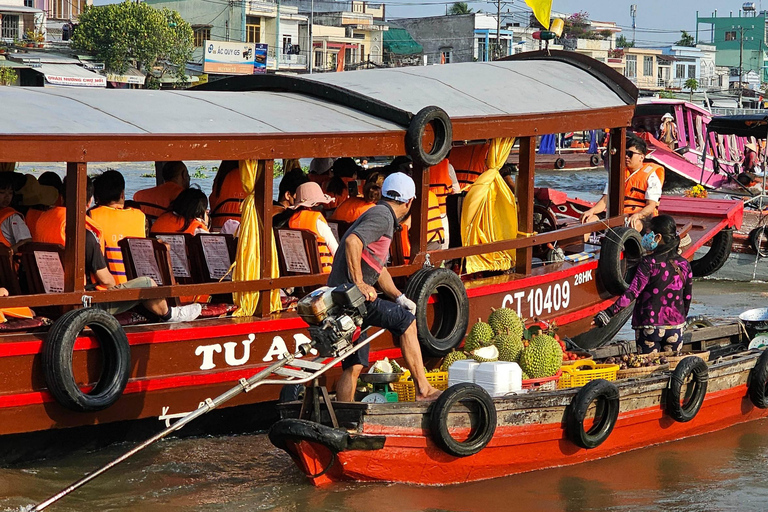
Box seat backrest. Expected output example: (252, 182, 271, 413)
(188, 233, 234, 282)
(326, 220, 351, 242)
(18, 242, 65, 295)
(0, 245, 22, 296)
(274, 228, 322, 276)
(389, 228, 406, 267)
(446, 192, 466, 249)
(152, 232, 195, 285)
(118, 237, 176, 289)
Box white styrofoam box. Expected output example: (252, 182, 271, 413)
(448, 359, 480, 387)
(473, 361, 522, 396)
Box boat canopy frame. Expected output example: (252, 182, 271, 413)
(0, 51, 637, 315)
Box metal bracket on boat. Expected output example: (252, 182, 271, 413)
(423, 253, 432, 268)
(81, 295, 92, 308)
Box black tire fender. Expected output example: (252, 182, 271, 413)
(554, 157, 566, 169)
(565, 379, 620, 449)
(429, 383, 496, 457)
(691, 228, 733, 278)
(685, 315, 714, 330)
(748, 349, 768, 409)
(590, 154, 601, 167)
(405, 268, 469, 356)
(405, 106, 453, 168)
(749, 226, 768, 258)
(597, 227, 643, 296)
(42, 308, 131, 412)
(279, 384, 305, 403)
(666, 356, 708, 422)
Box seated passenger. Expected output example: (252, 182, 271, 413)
(307, 157, 334, 188)
(325, 157, 362, 209)
(209, 160, 244, 232)
(150, 188, 209, 235)
(88, 170, 146, 285)
(18, 174, 59, 241)
(331, 172, 384, 223)
(133, 161, 190, 223)
(38, 171, 63, 206)
(288, 182, 337, 273)
(0, 172, 31, 250)
(273, 168, 309, 229)
(34, 176, 103, 246)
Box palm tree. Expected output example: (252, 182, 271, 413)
(684, 78, 699, 101)
(448, 2, 472, 15)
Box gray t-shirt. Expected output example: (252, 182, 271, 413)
(327, 202, 396, 287)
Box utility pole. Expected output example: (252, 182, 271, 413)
(275, 0, 281, 71)
(739, 26, 744, 109)
(630, 4, 637, 45)
(308, 0, 313, 74)
(496, 0, 501, 59)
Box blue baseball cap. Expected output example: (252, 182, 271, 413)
(381, 172, 416, 203)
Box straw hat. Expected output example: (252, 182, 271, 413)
(661, 113, 674, 121)
(746, 142, 758, 153)
(19, 175, 59, 206)
(291, 182, 332, 209)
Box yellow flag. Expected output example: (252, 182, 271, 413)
(525, 0, 552, 29)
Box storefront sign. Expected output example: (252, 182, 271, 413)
(203, 40, 257, 75)
(254, 43, 268, 73)
(45, 74, 106, 87)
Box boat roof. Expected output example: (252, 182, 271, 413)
(0, 51, 637, 163)
(707, 114, 768, 137)
(635, 99, 711, 118)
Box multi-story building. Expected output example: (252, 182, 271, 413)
(623, 47, 662, 91)
(0, 0, 45, 42)
(696, 9, 768, 82)
(303, 11, 387, 68)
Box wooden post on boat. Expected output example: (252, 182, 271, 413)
(516, 137, 535, 274)
(410, 163, 429, 265)
(257, 159, 274, 318)
(62, 162, 87, 294)
(608, 127, 626, 218)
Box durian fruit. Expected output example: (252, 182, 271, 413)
(471, 345, 499, 363)
(441, 350, 468, 371)
(518, 334, 563, 379)
(464, 319, 495, 352)
(488, 307, 524, 339)
(495, 334, 524, 362)
(521, 371, 530, 380)
(390, 359, 404, 374)
(370, 357, 394, 374)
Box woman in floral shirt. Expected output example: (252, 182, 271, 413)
(594, 215, 693, 354)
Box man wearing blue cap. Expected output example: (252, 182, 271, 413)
(329, 172, 442, 402)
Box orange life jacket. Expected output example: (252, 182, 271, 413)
(150, 212, 208, 236)
(451, 143, 490, 189)
(0, 306, 34, 323)
(288, 210, 334, 273)
(326, 177, 355, 209)
(133, 181, 183, 223)
(624, 163, 665, 215)
(330, 197, 374, 223)
(427, 191, 445, 245)
(34, 206, 105, 252)
(0, 207, 23, 247)
(25, 208, 45, 240)
(88, 205, 146, 284)
(209, 171, 247, 231)
(429, 159, 453, 215)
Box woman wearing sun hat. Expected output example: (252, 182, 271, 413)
(658, 112, 679, 150)
(287, 182, 338, 273)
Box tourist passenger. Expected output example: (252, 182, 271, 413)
(273, 168, 310, 229)
(288, 182, 337, 273)
(17, 174, 58, 241)
(307, 157, 334, 188)
(38, 171, 63, 205)
(658, 113, 679, 151)
(580, 135, 665, 232)
(330, 172, 440, 402)
(331, 172, 384, 223)
(209, 160, 245, 231)
(325, 157, 361, 209)
(150, 188, 209, 235)
(429, 156, 459, 249)
(34, 176, 103, 248)
(133, 161, 190, 223)
(0, 173, 31, 250)
(593, 215, 692, 354)
(88, 170, 146, 285)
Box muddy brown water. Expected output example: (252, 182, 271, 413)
(5, 165, 768, 510)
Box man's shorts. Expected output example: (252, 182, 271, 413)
(341, 297, 415, 370)
(94, 276, 154, 316)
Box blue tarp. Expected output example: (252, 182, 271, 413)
(539, 133, 556, 154)
(588, 130, 597, 154)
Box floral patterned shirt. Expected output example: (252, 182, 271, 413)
(606, 254, 693, 329)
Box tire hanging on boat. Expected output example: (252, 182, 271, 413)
(429, 383, 496, 457)
(665, 356, 708, 422)
(405, 268, 469, 356)
(748, 349, 768, 409)
(597, 227, 643, 296)
(590, 154, 601, 167)
(42, 308, 131, 412)
(690, 228, 733, 278)
(554, 158, 566, 169)
(748, 226, 768, 258)
(405, 106, 453, 168)
(565, 379, 620, 449)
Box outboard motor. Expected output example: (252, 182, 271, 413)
(296, 283, 367, 358)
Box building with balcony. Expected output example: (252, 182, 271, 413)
(0, 1, 45, 42)
(696, 10, 768, 81)
(284, 0, 384, 21)
(304, 11, 387, 67)
(623, 47, 662, 91)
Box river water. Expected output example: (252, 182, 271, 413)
(4, 165, 768, 511)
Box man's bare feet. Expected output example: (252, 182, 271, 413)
(415, 386, 442, 402)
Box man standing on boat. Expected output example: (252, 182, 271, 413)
(328, 172, 441, 402)
(580, 135, 665, 232)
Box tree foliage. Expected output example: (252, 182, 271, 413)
(448, 2, 472, 15)
(684, 77, 698, 101)
(0, 66, 17, 86)
(615, 35, 634, 48)
(676, 30, 695, 47)
(72, 1, 193, 87)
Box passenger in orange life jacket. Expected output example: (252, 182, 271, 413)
(331, 172, 384, 223)
(150, 188, 209, 235)
(307, 157, 335, 188)
(288, 182, 338, 273)
(133, 161, 190, 224)
(0, 173, 32, 251)
(273, 168, 310, 229)
(17, 173, 59, 242)
(580, 135, 665, 232)
(209, 160, 245, 232)
(35, 175, 102, 248)
(0, 287, 35, 323)
(88, 170, 147, 285)
(325, 157, 362, 209)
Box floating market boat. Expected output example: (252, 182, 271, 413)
(0, 50, 742, 463)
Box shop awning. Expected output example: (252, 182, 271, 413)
(105, 67, 146, 85)
(32, 63, 106, 88)
(0, 4, 43, 14)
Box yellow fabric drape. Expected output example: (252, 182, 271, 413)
(524, 0, 552, 29)
(461, 137, 518, 274)
(232, 160, 281, 317)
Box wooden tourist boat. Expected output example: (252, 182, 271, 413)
(0, 50, 742, 462)
(270, 325, 768, 486)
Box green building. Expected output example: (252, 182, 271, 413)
(696, 11, 768, 81)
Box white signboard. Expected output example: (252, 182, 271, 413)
(44, 74, 106, 88)
(156, 234, 190, 278)
(34, 251, 64, 293)
(277, 230, 311, 274)
(203, 40, 257, 75)
(200, 235, 232, 281)
(127, 239, 164, 286)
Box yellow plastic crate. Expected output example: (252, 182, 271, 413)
(557, 360, 620, 389)
(390, 370, 449, 402)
